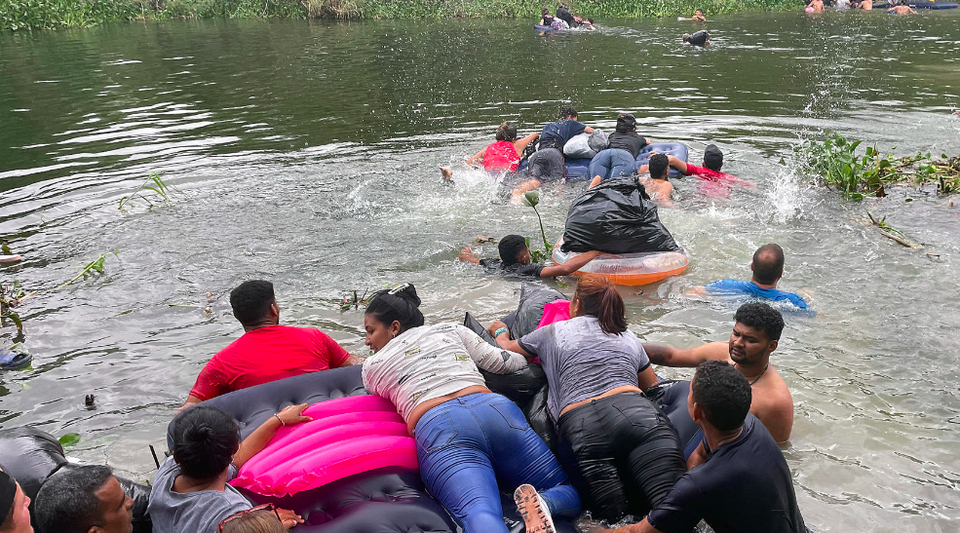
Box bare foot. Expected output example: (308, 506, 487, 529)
(514, 484, 555, 533)
(439, 165, 453, 181)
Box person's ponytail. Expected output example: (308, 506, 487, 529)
(572, 274, 628, 335)
(365, 283, 425, 333)
(597, 285, 627, 335)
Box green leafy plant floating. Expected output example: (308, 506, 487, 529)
(119, 173, 176, 211)
(523, 190, 554, 263)
(56, 253, 117, 290)
(867, 212, 921, 249)
(801, 132, 959, 199)
(58, 433, 81, 447)
(1, 281, 27, 334)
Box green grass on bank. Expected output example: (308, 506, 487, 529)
(2, 0, 801, 31)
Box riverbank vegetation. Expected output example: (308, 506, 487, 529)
(2, 0, 802, 31)
(801, 132, 960, 199)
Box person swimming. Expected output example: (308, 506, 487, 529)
(682, 30, 710, 46)
(679, 8, 707, 20)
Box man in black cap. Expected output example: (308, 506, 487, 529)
(0, 464, 33, 533)
(459, 234, 600, 279)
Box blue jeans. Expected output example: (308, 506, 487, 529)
(414, 393, 581, 533)
(589, 148, 638, 181)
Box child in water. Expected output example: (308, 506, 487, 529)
(679, 8, 706, 21)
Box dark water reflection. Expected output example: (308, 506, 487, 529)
(1, 12, 959, 532)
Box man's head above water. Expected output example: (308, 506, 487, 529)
(499, 235, 531, 266)
(648, 153, 670, 180)
(751, 243, 785, 286)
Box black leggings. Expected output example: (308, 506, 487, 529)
(557, 392, 686, 521)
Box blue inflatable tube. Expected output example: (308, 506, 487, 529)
(907, 1, 957, 8)
(517, 142, 689, 181)
(637, 142, 689, 179)
(173, 366, 579, 533)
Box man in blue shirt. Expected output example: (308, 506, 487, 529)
(512, 106, 594, 202)
(701, 243, 809, 309)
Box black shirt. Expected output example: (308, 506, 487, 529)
(478, 258, 545, 278)
(647, 415, 808, 533)
(539, 120, 587, 150)
(607, 131, 647, 158)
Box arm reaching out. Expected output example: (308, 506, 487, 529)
(665, 154, 689, 175)
(541, 250, 602, 277)
(513, 132, 540, 154)
(234, 404, 312, 468)
(455, 325, 528, 374)
(465, 147, 486, 166)
(643, 341, 728, 367)
(458, 245, 481, 265)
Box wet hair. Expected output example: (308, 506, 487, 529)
(703, 144, 723, 171)
(572, 274, 628, 335)
(682, 33, 691, 42)
(734, 302, 785, 341)
(35, 465, 114, 533)
(230, 280, 276, 327)
(615, 113, 637, 133)
(171, 405, 240, 480)
(692, 360, 752, 431)
(495, 122, 518, 142)
(648, 153, 669, 180)
(365, 284, 425, 334)
(220, 508, 286, 533)
(498, 234, 528, 266)
(541, 8, 550, 16)
(752, 243, 785, 285)
(558, 105, 578, 120)
(696, 8, 704, 14)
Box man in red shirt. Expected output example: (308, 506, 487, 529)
(181, 280, 361, 408)
(660, 145, 753, 196)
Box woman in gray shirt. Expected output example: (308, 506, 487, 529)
(149, 404, 310, 533)
(489, 274, 686, 522)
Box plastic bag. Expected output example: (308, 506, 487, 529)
(509, 283, 567, 339)
(561, 177, 681, 254)
(587, 129, 609, 153)
(0, 426, 67, 500)
(523, 384, 558, 450)
(563, 129, 608, 159)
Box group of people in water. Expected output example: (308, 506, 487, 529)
(538, 6, 595, 31)
(804, 0, 918, 13)
(141, 267, 808, 533)
(0, 95, 815, 533)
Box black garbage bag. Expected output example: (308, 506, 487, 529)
(561, 177, 681, 254)
(509, 283, 567, 339)
(464, 312, 550, 407)
(0, 426, 67, 501)
(687, 30, 710, 46)
(0, 426, 153, 533)
(524, 384, 558, 451)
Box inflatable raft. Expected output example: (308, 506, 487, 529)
(907, 1, 957, 7)
(517, 142, 689, 180)
(170, 363, 579, 533)
(553, 235, 689, 286)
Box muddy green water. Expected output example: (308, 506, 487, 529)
(2, 11, 959, 532)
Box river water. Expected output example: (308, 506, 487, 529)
(1, 11, 959, 532)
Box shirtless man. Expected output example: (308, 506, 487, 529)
(643, 302, 794, 450)
(888, 4, 917, 13)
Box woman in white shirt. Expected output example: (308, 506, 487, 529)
(361, 284, 580, 533)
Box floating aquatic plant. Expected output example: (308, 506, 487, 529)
(801, 132, 959, 199)
(56, 253, 117, 290)
(119, 173, 176, 211)
(523, 190, 554, 263)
